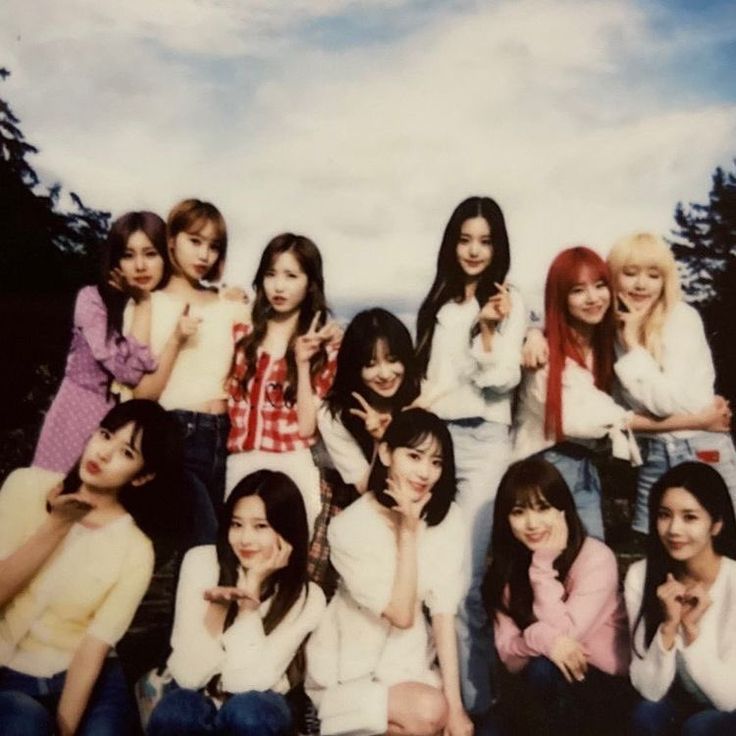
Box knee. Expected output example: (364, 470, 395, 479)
(0, 691, 54, 736)
(147, 688, 214, 735)
(524, 656, 563, 694)
(408, 689, 448, 736)
(682, 709, 731, 736)
(630, 697, 675, 736)
(218, 691, 293, 736)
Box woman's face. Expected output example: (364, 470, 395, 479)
(263, 250, 309, 316)
(566, 269, 611, 329)
(117, 230, 165, 293)
(385, 436, 443, 503)
(508, 491, 566, 551)
(615, 262, 664, 315)
(228, 495, 279, 569)
(170, 220, 221, 282)
(656, 486, 722, 563)
(361, 338, 405, 399)
(79, 422, 147, 490)
(456, 216, 492, 280)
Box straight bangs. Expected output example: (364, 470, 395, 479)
(509, 483, 548, 510)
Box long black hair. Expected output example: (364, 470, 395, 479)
(483, 458, 586, 629)
(367, 408, 456, 527)
(60, 399, 183, 541)
(416, 196, 510, 377)
(232, 233, 329, 406)
(216, 470, 310, 635)
(633, 462, 736, 653)
(98, 211, 169, 336)
(325, 308, 419, 460)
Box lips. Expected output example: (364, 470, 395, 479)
(133, 277, 152, 286)
(85, 460, 101, 475)
(524, 531, 548, 544)
(194, 264, 209, 276)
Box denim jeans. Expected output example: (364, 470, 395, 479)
(147, 687, 292, 736)
(631, 689, 736, 736)
(171, 410, 229, 548)
(540, 448, 605, 540)
(633, 432, 736, 533)
(0, 658, 134, 736)
(447, 419, 511, 718)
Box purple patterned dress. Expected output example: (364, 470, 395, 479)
(32, 286, 157, 473)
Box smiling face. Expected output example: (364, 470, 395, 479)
(228, 495, 279, 569)
(508, 489, 565, 551)
(262, 250, 309, 316)
(170, 219, 222, 283)
(616, 262, 664, 315)
(361, 338, 405, 400)
(383, 435, 443, 502)
(117, 230, 165, 293)
(566, 268, 611, 329)
(79, 422, 146, 490)
(656, 486, 722, 564)
(456, 216, 492, 281)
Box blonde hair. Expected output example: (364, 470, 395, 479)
(607, 232, 681, 364)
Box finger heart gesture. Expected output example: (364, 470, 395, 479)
(479, 282, 511, 325)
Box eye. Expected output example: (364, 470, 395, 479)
(144, 250, 159, 258)
(254, 522, 270, 530)
(570, 286, 584, 295)
(683, 513, 699, 523)
(229, 519, 242, 529)
(122, 447, 136, 460)
(656, 508, 671, 520)
(509, 507, 525, 517)
(98, 428, 112, 440)
(407, 451, 421, 461)
(595, 280, 607, 289)
(264, 269, 275, 278)
(121, 251, 134, 260)
(535, 501, 551, 511)
(432, 458, 443, 469)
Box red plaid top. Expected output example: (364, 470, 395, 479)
(227, 323, 337, 453)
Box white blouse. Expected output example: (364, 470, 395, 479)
(317, 406, 371, 487)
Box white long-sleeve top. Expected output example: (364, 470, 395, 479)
(512, 358, 637, 463)
(614, 302, 715, 439)
(167, 545, 325, 694)
(624, 557, 736, 711)
(421, 288, 526, 423)
(317, 406, 371, 487)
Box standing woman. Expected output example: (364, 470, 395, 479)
(33, 211, 170, 474)
(147, 470, 325, 736)
(485, 457, 631, 735)
(0, 399, 181, 735)
(319, 307, 420, 495)
(625, 462, 736, 735)
(226, 233, 339, 534)
(306, 409, 472, 736)
(137, 198, 250, 546)
(609, 232, 736, 533)
(415, 196, 526, 721)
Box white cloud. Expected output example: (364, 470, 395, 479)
(1, 0, 735, 316)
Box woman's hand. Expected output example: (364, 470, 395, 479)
(349, 392, 392, 440)
(203, 586, 255, 605)
(478, 282, 511, 326)
(615, 294, 647, 352)
(175, 303, 202, 343)
(444, 704, 474, 736)
(294, 312, 339, 365)
(680, 583, 712, 645)
(549, 635, 588, 683)
(539, 508, 568, 558)
(521, 328, 548, 370)
(385, 477, 431, 533)
(46, 485, 94, 526)
(657, 573, 686, 647)
(220, 284, 249, 304)
(695, 395, 732, 433)
(107, 266, 149, 304)
(243, 535, 293, 593)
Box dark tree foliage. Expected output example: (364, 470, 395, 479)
(670, 160, 736, 411)
(0, 69, 110, 476)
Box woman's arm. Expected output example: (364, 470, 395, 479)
(382, 522, 419, 629)
(317, 406, 372, 492)
(56, 635, 110, 736)
(432, 613, 473, 736)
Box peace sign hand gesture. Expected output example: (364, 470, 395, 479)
(294, 312, 340, 364)
(349, 392, 392, 440)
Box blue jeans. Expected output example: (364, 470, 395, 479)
(632, 691, 736, 735)
(541, 448, 604, 540)
(0, 658, 134, 736)
(147, 687, 292, 736)
(171, 410, 229, 548)
(633, 432, 736, 533)
(447, 419, 511, 718)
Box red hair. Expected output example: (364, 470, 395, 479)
(544, 246, 615, 441)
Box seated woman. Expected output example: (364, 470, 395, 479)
(484, 457, 632, 735)
(625, 462, 736, 736)
(147, 470, 326, 736)
(306, 408, 473, 736)
(0, 399, 181, 736)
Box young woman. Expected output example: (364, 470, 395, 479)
(513, 246, 731, 540)
(136, 198, 250, 546)
(485, 457, 631, 735)
(147, 470, 325, 736)
(306, 408, 473, 736)
(33, 211, 170, 474)
(0, 399, 181, 736)
(319, 307, 420, 494)
(414, 195, 526, 720)
(625, 462, 736, 735)
(226, 233, 339, 534)
(610, 232, 736, 533)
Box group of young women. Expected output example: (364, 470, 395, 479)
(1, 194, 734, 735)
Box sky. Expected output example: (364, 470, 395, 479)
(1, 0, 735, 324)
